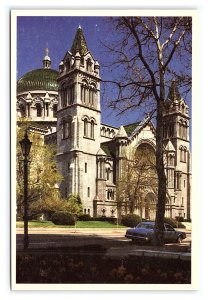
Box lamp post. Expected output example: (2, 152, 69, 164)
(19, 130, 32, 250)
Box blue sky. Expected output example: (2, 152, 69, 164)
(17, 16, 133, 127)
(17, 16, 192, 130)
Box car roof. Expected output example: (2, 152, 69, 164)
(140, 221, 173, 226)
(140, 221, 155, 224)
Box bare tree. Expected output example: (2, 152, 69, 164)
(102, 17, 192, 244)
(116, 144, 157, 219)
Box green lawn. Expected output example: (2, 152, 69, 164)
(16, 220, 126, 229)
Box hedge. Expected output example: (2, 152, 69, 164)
(121, 214, 142, 227)
(51, 211, 76, 225)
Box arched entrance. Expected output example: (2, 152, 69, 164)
(144, 192, 156, 220)
(135, 142, 157, 220)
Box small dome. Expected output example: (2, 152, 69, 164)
(17, 68, 59, 93)
(43, 55, 51, 61)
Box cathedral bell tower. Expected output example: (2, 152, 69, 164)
(56, 26, 101, 214)
(163, 81, 191, 219)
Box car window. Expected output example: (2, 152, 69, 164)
(165, 224, 175, 231)
(136, 223, 154, 229)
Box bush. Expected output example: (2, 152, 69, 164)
(51, 211, 76, 225)
(121, 214, 142, 228)
(164, 217, 185, 228)
(92, 217, 117, 224)
(175, 216, 184, 222)
(79, 214, 92, 221)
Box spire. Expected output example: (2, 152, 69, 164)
(43, 48, 51, 69)
(165, 140, 175, 152)
(115, 126, 128, 139)
(167, 80, 181, 102)
(70, 27, 88, 56)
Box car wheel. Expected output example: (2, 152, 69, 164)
(177, 235, 183, 244)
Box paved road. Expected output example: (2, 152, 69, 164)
(16, 228, 191, 255)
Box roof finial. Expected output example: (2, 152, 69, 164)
(43, 48, 51, 69)
(45, 47, 49, 56)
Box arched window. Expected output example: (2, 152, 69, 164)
(63, 119, 67, 139)
(106, 167, 111, 181)
(67, 119, 72, 137)
(53, 104, 57, 118)
(168, 154, 175, 166)
(84, 118, 88, 137)
(68, 85, 74, 105)
(62, 118, 72, 139)
(36, 103, 42, 117)
(174, 171, 182, 190)
(61, 84, 68, 107)
(19, 104, 26, 117)
(81, 81, 88, 104)
(179, 146, 187, 162)
(89, 89, 92, 105)
(90, 120, 95, 139)
(86, 58, 91, 72)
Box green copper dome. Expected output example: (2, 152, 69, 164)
(17, 68, 59, 93)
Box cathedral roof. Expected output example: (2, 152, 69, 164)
(70, 26, 89, 56)
(124, 122, 141, 136)
(17, 68, 59, 93)
(17, 49, 59, 94)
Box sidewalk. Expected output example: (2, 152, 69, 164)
(16, 227, 128, 235)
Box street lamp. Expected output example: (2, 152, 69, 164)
(19, 130, 32, 250)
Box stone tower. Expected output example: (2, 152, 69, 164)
(163, 81, 191, 219)
(56, 26, 101, 215)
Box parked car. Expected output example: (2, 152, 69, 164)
(125, 221, 186, 244)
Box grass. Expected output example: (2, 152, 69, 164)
(16, 220, 126, 229)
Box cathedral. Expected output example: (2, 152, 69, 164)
(17, 26, 191, 220)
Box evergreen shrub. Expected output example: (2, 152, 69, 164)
(51, 211, 76, 225)
(164, 217, 185, 228)
(79, 214, 92, 221)
(121, 214, 141, 227)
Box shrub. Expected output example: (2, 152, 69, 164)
(164, 217, 185, 228)
(92, 217, 117, 224)
(175, 216, 184, 222)
(79, 214, 92, 221)
(121, 214, 141, 228)
(51, 211, 76, 225)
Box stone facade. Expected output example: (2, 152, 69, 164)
(55, 27, 191, 220)
(17, 27, 191, 220)
(16, 49, 58, 133)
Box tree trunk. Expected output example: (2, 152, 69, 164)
(152, 68, 167, 245)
